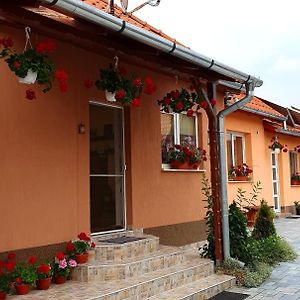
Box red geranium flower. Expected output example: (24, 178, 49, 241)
(1, 37, 13, 48)
(163, 97, 171, 105)
(132, 78, 142, 87)
(144, 77, 155, 95)
(200, 101, 208, 109)
(36, 40, 56, 53)
(91, 242, 96, 248)
(84, 79, 94, 89)
(210, 99, 217, 106)
(7, 252, 16, 260)
(25, 89, 36, 100)
(28, 255, 37, 265)
(0, 260, 4, 268)
(170, 90, 180, 100)
(66, 241, 75, 252)
(131, 97, 141, 107)
(174, 145, 182, 150)
(187, 109, 194, 117)
(5, 261, 16, 272)
(55, 252, 65, 261)
(37, 264, 51, 274)
(13, 60, 21, 69)
(115, 89, 126, 100)
(175, 102, 184, 111)
(15, 277, 22, 285)
(78, 232, 90, 241)
(55, 69, 68, 82)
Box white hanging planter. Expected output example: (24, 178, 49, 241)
(18, 69, 37, 84)
(274, 148, 281, 154)
(105, 90, 116, 102)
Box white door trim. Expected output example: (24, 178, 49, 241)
(271, 151, 281, 213)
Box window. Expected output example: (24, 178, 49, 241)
(161, 112, 198, 163)
(290, 151, 300, 177)
(226, 132, 246, 169)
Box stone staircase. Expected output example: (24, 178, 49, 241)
(71, 230, 235, 299)
(8, 231, 235, 299)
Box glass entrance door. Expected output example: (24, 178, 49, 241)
(89, 103, 125, 233)
(271, 151, 281, 213)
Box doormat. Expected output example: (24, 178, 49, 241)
(210, 291, 249, 300)
(100, 236, 145, 244)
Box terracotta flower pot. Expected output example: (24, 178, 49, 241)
(15, 283, 30, 295)
(36, 277, 52, 290)
(53, 276, 66, 284)
(244, 206, 259, 227)
(234, 175, 248, 181)
(0, 291, 7, 300)
(170, 161, 192, 170)
(291, 179, 300, 185)
(75, 253, 89, 264)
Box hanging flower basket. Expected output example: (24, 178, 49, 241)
(269, 136, 286, 153)
(95, 62, 155, 107)
(17, 68, 38, 84)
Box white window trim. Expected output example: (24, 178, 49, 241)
(227, 131, 246, 166)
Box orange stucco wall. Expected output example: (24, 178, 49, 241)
(225, 110, 300, 210)
(0, 25, 215, 252)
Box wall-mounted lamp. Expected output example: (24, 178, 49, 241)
(78, 123, 86, 134)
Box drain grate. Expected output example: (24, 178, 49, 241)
(100, 236, 145, 244)
(210, 291, 249, 300)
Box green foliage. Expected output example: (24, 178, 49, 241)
(252, 200, 276, 239)
(243, 263, 272, 288)
(294, 201, 300, 208)
(0, 274, 10, 293)
(73, 240, 89, 255)
(13, 263, 37, 285)
(200, 176, 215, 261)
(235, 181, 262, 209)
(52, 262, 70, 278)
(228, 202, 249, 261)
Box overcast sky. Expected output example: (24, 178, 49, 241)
(124, 0, 300, 108)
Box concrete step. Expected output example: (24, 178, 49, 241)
(93, 234, 160, 262)
(72, 245, 185, 282)
(149, 274, 236, 299)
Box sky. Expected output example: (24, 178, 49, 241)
(121, 0, 300, 108)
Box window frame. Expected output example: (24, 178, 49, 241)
(227, 131, 246, 167)
(289, 151, 299, 176)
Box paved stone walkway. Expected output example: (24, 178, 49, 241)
(229, 217, 300, 299)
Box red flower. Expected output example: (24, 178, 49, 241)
(175, 102, 184, 111)
(1, 37, 13, 48)
(66, 241, 75, 252)
(0, 260, 4, 268)
(55, 69, 68, 82)
(91, 242, 96, 248)
(170, 90, 180, 100)
(187, 109, 194, 117)
(55, 252, 65, 261)
(132, 78, 142, 87)
(25, 89, 36, 100)
(131, 97, 141, 107)
(59, 81, 68, 92)
(13, 60, 21, 69)
(283, 148, 288, 153)
(5, 261, 16, 272)
(174, 145, 182, 150)
(118, 66, 127, 76)
(163, 97, 171, 105)
(210, 99, 217, 106)
(115, 89, 126, 100)
(84, 79, 94, 89)
(15, 277, 22, 285)
(7, 252, 16, 260)
(36, 40, 56, 53)
(200, 101, 208, 109)
(144, 77, 155, 95)
(28, 255, 37, 265)
(203, 157, 207, 161)
(78, 232, 90, 241)
(37, 264, 51, 274)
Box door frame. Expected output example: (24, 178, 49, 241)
(271, 151, 281, 213)
(89, 100, 127, 235)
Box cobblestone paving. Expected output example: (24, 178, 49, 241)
(229, 218, 300, 299)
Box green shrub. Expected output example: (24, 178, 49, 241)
(229, 202, 249, 261)
(243, 262, 272, 287)
(252, 200, 276, 239)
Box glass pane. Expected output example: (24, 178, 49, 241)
(90, 105, 123, 175)
(161, 113, 175, 163)
(273, 196, 279, 210)
(233, 136, 244, 166)
(226, 134, 233, 170)
(272, 153, 276, 166)
(273, 182, 278, 195)
(179, 114, 196, 146)
(90, 176, 124, 232)
(272, 168, 277, 180)
(290, 152, 298, 175)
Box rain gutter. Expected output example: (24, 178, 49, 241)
(41, 0, 263, 86)
(276, 128, 300, 137)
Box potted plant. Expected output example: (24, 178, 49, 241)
(12, 257, 37, 295)
(52, 252, 77, 284)
(66, 232, 91, 264)
(95, 63, 155, 106)
(291, 173, 300, 186)
(36, 263, 53, 290)
(269, 136, 284, 154)
(294, 201, 300, 215)
(228, 163, 253, 181)
(166, 144, 207, 170)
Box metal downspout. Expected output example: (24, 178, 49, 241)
(217, 79, 257, 259)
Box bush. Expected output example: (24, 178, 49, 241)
(243, 262, 272, 287)
(252, 200, 276, 239)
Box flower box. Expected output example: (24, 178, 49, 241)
(234, 175, 249, 181)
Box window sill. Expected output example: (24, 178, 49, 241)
(291, 185, 300, 187)
(228, 180, 252, 183)
(162, 167, 206, 173)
